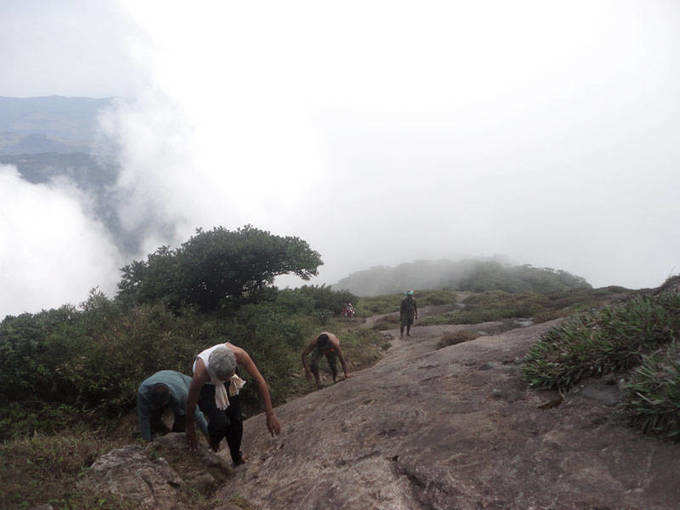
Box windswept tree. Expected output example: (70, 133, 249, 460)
(118, 225, 322, 311)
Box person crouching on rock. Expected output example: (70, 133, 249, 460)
(186, 342, 281, 466)
(137, 370, 210, 442)
(301, 332, 350, 389)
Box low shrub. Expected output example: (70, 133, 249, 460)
(0, 285, 366, 436)
(420, 287, 632, 326)
(622, 342, 680, 440)
(522, 293, 680, 392)
(355, 294, 403, 317)
(421, 290, 457, 306)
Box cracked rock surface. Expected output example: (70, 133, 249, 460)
(80, 433, 233, 509)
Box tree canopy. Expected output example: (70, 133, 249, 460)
(117, 225, 322, 311)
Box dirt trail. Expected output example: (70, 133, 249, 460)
(215, 315, 680, 510)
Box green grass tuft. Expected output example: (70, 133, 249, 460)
(421, 287, 632, 326)
(622, 342, 680, 440)
(522, 293, 680, 392)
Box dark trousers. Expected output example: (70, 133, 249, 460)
(198, 384, 243, 464)
(310, 349, 338, 380)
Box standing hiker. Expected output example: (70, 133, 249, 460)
(137, 370, 209, 441)
(185, 342, 281, 466)
(301, 332, 350, 389)
(400, 290, 418, 338)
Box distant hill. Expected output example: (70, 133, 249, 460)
(0, 95, 114, 154)
(0, 96, 145, 252)
(333, 259, 591, 296)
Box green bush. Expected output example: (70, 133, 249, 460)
(522, 293, 680, 391)
(622, 342, 680, 440)
(276, 285, 357, 316)
(421, 289, 457, 306)
(355, 294, 403, 317)
(0, 284, 368, 436)
(118, 225, 322, 311)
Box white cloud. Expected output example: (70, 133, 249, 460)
(108, 0, 679, 288)
(0, 166, 122, 317)
(2, 0, 680, 316)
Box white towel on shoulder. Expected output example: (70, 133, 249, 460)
(208, 371, 246, 410)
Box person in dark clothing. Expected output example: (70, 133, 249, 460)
(137, 370, 209, 441)
(400, 290, 418, 338)
(197, 380, 244, 464)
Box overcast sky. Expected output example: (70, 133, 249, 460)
(1, 0, 680, 316)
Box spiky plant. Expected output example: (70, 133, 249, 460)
(522, 293, 680, 391)
(622, 342, 680, 440)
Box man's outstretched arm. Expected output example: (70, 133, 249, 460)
(237, 349, 282, 437)
(301, 340, 316, 380)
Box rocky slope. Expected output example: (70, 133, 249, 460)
(85, 318, 680, 509)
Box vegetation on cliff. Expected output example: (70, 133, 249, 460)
(523, 280, 680, 439)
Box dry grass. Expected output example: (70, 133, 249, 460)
(0, 430, 134, 509)
(437, 330, 481, 349)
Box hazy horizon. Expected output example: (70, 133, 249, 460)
(2, 0, 679, 317)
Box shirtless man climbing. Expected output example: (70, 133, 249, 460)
(301, 332, 350, 389)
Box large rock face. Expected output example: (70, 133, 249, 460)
(215, 320, 680, 509)
(85, 316, 680, 509)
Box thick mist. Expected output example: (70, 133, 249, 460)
(0, 165, 121, 316)
(1, 0, 680, 317)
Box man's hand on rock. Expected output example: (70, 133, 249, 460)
(266, 412, 281, 437)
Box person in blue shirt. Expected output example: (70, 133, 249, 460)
(137, 370, 209, 441)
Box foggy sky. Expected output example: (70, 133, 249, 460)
(1, 0, 680, 317)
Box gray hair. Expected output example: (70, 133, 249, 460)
(208, 346, 236, 380)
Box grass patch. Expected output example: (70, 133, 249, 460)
(0, 430, 133, 510)
(355, 294, 403, 317)
(622, 342, 680, 440)
(355, 289, 458, 317)
(420, 289, 458, 306)
(370, 314, 401, 330)
(437, 330, 481, 348)
(522, 293, 680, 392)
(420, 287, 632, 326)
